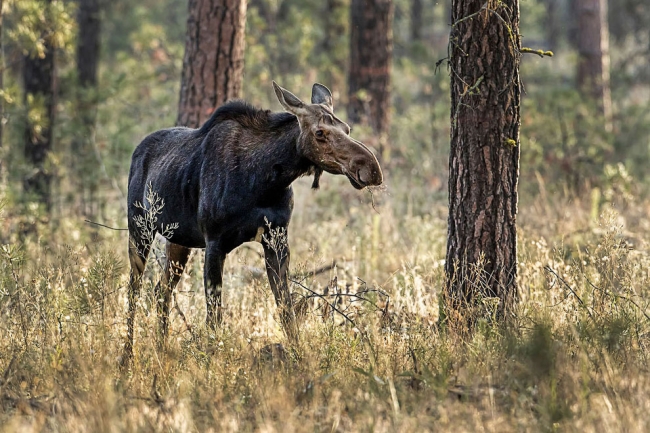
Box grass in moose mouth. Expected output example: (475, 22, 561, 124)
(1, 186, 650, 431)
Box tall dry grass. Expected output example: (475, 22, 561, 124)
(1, 178, 650, 432)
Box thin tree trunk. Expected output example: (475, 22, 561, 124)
(576, 0, 612, 129)
(542, 0, 558, 52)
(411, 0, 422, 41)
(348, 0, 393, 154)
(177, 0, 247, 128)
(444, 0, 521, 327)
(319, 0, 346, 90)
(74, 0, 102, 216)
(23, 0, 55, 211)
(0, 0, 4, 180)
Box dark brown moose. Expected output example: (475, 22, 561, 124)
(123, 82, 383, 362)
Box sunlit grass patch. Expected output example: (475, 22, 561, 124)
(1, 199, 649, 431)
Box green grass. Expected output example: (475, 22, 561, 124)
(1, 179, 650, 432)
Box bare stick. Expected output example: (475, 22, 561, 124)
(84, 219, 128, 231)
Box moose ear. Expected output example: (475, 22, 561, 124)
(273, 81, 306, 115)
(311, 83, 333, 109)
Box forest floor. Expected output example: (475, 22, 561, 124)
(1, 178, 650, 432)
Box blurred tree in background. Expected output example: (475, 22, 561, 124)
(576, 0, 612, 129)
(0, 0, 647, 235)
(22, 0, 56, 212)
(73, 0, 102, 217)
(348, 0, 393, 158)
(177, 0, 247, 128)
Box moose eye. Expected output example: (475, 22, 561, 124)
(315, 130, 325, 138)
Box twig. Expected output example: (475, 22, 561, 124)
(544, 266, 595, 322)
(289, 278, 377, 364)
(172, 291, 195, 338)
(310, 261, 337, 277)
(521, 47, 554, 58)
(584, 276, 650, 322)
(302, 290, 387, 312)
(84, 219, 128, 231)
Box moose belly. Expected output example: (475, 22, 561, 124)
(156, 212, 206, 249)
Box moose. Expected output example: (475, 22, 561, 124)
(123, 82, 383, 361)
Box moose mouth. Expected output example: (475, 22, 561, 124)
(346, 172, 366, 190)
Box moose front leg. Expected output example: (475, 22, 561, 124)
(262, 235, 298, 342)
(204, 241, 226, 331)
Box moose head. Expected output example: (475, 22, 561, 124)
(272, 81, 384, 190)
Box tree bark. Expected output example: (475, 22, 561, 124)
(23, 0, 55, 210)
(177, 0, 247, 129)
(348, 0, 393, 149)
(74, 0, 102, 216)
(576, 0, 612, 128)
(444, 0, 521, 326)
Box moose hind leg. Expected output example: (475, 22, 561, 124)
(122, 235, 151, 367)
(204, 241, 226, 331)
(155, 242, 192, 345)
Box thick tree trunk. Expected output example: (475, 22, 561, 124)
(177, 0, 247, 129)
(74, 0, 102, 216)
(348, 0, 393, 150)
(576, 0, 611, 128)
(444, 0, 521, 326)
(23, 0, 55, 210)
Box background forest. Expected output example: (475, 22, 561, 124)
(1, 0, 650, 431)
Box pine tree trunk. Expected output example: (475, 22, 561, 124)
(23, 0, 55, 210)
(177, 0, 247, 129)
(348, 0, 393, 151)
(74, 0, 102, 216)
(444, 0, 521, 326)
(576, 0, 611, 128)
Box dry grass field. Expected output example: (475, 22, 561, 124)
(1, 177, 650, 432)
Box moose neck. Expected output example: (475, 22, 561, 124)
(259, 115, 315, 191)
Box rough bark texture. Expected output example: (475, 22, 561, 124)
(23, 0, 55, 210)
(445, 0, 521, 324)
(576, 0, 612, 126)
(348, 0, 393, 141)
(74, 0, 102, 215)
(177, 0, 247, 129)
